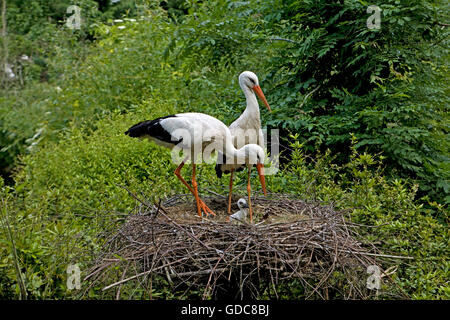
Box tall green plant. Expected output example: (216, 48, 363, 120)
(255, 0, 449, 205)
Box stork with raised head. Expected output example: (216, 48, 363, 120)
(227, 198, 249, 223)
(215, 71, 271, 216)
(125, 112, 266, 219)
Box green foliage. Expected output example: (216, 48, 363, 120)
(1, 0, 101, 88)
(0, 7, 171, 177)
(0, 0, 448, 300)
(270, 136, 449, 299)
(257, 0, 450, 205)
(0, 0, 132, 175)
(3, 117, 448, 299)
(166, 0, 450, 205)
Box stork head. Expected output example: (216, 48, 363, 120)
(242, 144, 265, 164)
(239, 71, 271, 112)
(237, 198, 249, 210)
(242, 144, 267, 196)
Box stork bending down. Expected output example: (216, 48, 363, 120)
(125, 112, 266, 219)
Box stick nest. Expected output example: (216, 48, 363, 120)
(85, 192, 402, 299)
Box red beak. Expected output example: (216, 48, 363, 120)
(252, 85, 271, 112)
(256, 163, 267, 196)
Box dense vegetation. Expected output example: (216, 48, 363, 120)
(0, 0, 448, 299)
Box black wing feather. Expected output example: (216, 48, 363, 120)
(215, 151, 246, 178)
(125, 115, 181, 145)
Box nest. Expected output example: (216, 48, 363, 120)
(84, 190, 406, 299)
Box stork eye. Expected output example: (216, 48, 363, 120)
(249, 78, 255, 85)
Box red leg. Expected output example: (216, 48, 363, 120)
(191, 164, 201, 217)
(192, 165, 215, 216)
(174, 158, 215, 217)
(174, 156, 195, 194)
(227, 169, 234, 214)
(199, 199, 215, 216)
(247, 166, 253, 222)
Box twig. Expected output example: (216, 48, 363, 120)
(87, 193, 406, 299)
(268, 36, 302, 45)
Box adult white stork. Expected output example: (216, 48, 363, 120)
(125, 112, 266, 219)
(215, 71, 271, 215)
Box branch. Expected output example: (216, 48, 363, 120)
(298, 85, 320, 109)
(268, 36, 302, 45)
(1, 0, 8, 87)
(435, 21, 450, 27)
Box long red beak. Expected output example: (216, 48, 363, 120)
(253, 85, 271, 112)
(256, 163, 267, 196)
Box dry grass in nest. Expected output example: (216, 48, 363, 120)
(84, 190, 410, 300)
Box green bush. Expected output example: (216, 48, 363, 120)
(0, 0, 448, 300)
(167, 0, 450, 206)
(1, 9, 171, 176)
(3, 116, 447, 299)
(258, 0, 450, 206)
(271, 135, 449, 299)
(0, 1, 167, 176)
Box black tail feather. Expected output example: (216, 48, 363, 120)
(215, 152, 227, 178)
(124, 120, 152, 137)
(125, 115, 179, 144)
(215, 151, 246, 178)
(215, 163, 223, 178)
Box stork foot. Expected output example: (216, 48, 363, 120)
(198, 199, 216, 217)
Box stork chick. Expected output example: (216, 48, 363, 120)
(228, 198, 249, 223)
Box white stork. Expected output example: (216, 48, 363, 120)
(215, 71, 271, 215)
(227, 198, 249, 223)
(125, 112, 266, 219)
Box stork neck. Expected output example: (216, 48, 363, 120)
(224, 138, 247, 161)
(242, 86, 260, 115)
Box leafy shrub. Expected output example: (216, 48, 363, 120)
(270, 135, 449, 299)
(0, 0, 448, 300)
(257, 0, 450, 205)
(166, 0, 450, 206)
(3, 116, 447, 299)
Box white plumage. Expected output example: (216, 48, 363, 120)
(125, 112, 266, 218)
(228, 71, 270, 148)
(228, 198, 249, 222)
(215, 71, 271, 215)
